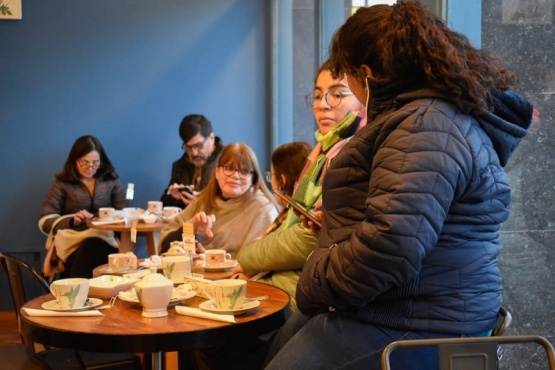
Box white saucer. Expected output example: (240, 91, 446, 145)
(41, 298, 103, 312)
(118, 288, 196, 306)
(198, 299, 260, 315)
(203, 261, 237, 272)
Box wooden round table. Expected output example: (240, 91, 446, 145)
(20, 281, 290, 370)
(87, 218, 166, 256)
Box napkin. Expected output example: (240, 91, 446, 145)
(175, 306, 236, 323)
(23, 308, 104, 317)
(91, 219, 125, 226)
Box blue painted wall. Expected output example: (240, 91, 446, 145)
(0, 0, 270, 254)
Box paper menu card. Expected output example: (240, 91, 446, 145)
(182, 222, 195, 255)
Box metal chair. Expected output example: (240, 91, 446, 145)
(381, 334, 555, 370)
(0, 252, 142, 370)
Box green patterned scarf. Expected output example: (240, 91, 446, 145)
(284, 111, 358, 228)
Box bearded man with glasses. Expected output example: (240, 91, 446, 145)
(161, 114, 224, 208)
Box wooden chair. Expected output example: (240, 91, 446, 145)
(0, 252, 142, 370)
(381, 334, 555, 370)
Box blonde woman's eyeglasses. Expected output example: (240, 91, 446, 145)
(219, 165, 252, 179)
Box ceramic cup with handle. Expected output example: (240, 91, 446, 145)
(147, 201, 163, 215)
(50, 278, 89, 309)
(109, 252, 138, 273)
(98, 207, 115, 220)
(205, 249, 232, 266)
(161, 254, 191, 284)
(204, 279, 247, 310)
(163, 206, 181, 221)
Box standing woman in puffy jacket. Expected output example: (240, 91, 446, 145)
(264, 2, 533, 369)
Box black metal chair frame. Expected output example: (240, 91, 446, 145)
(0, 252, 142, 370)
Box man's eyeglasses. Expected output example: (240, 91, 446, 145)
(265, 171, 273, 182)
(219, 165, 253, 179)
(77, 160, 101, 169)
(305, 90, 354, 108)
(182, 137, 208, 152)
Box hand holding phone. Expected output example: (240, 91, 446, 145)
(180, 185, 194, 195)
(274, 190, 322, 228)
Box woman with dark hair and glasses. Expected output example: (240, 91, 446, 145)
(231, 58, 367, 314)
(39, 135, 127, 280)
(158, 143, 278, 257)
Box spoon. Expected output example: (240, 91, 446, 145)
(243, 295, 268, 303)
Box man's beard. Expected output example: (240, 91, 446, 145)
(190, 155, 207, 166)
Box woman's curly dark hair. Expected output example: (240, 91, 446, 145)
(328, 1, 515, 113)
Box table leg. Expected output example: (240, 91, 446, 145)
(118, 232, 134, 253)
(144, 232, 158, 256)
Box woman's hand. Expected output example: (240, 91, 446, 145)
(188, 212, 216, 238)
(73, 209, 93, 226)
(299, 210, 322, 235)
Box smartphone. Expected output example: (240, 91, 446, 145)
(274, 190, 322, 228)
(180, 186, 194, 195)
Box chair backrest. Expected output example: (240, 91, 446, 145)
(0, 253, 50, 349)
(381, 335, 555, 370)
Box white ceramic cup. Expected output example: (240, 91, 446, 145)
(109, 253, 138, 272)
(204, 279, 247, 310)
(205, 249, 232, 265)
(134, 273, 173, 318)
(50, 278, 89, 309)
(161, 255, 192, 284)
(98, 207, 115, 220)
(147, 201, 163, 214)
(123, 207, 140, 226)
(163, 206, 181, 220)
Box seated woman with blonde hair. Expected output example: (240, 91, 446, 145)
(158, 143, 278, 257)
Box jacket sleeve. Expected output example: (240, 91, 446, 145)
(297, 112, 474, 315)
(111, 179, 128, 210)
(39, 181, 72, 232)
(238, 223, 317, 274)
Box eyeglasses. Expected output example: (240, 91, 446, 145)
(77, 160, 101, 169)
(305, 90, 354, 108)
(219, 165, 253, 179)
(265, 171, 273, 182)
(182, 137, 208, 152)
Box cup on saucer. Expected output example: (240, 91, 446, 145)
(204, 279, 246, 310)
(50, 278, 89, 309)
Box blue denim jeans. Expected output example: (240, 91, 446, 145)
(264, 311, 491, 370)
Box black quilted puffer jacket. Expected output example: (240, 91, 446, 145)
(296, 79, 532, 335)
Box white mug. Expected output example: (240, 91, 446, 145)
(50, 278, 89, 309)
(205, 249, 232, 266)
(163, 206, 181, 220)
(98, 207, 115, 220)
(204, 279, 246, 310)
(147, 201, 163, 214)
(161, 255, 192, 284)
